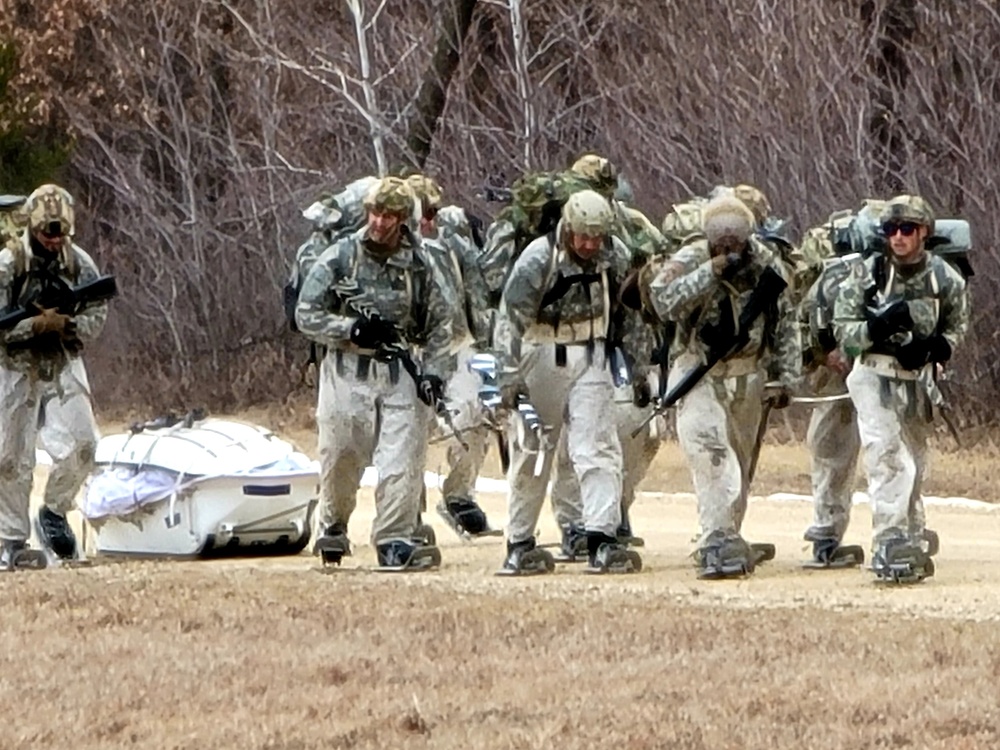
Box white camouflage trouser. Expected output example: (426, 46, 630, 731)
(507, 342, 622, 544)
(0, 359, 100, 541)
(316, 350, 427, 545)
(439, 347, 490, 503)
(805, 367, 860, 541)
(671, 352, 763, 546)
(847, 363, 929, 546)
(550, 371, 664, 529)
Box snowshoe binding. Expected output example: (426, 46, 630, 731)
(802, 536, 864, 569)
(920, 528, 940, 557)
(871, 534, 934, 584)
(496, 538, 555, 577)
(414, 517, 437, 547)
(696, 531, 755, 580)
(314, 524, 351, 567)
(552, 523, 589, 563)
(616, 514, 645, 548)
(375, 539, 441, 572)
(0, 540, 47, 572)
(585, 533, 642, 574)
(436, 496, 502, 539)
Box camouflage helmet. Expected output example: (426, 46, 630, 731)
(562, 189, 614, 236)
(733, 184, 771, 225)
(880, 194, 935, 229)
(570, 154, 619, 198)
(701, 195, 756, 245)
(405, 174, 443, 211)
(25, 184, 75, 237)
(363, 176, 415, 217)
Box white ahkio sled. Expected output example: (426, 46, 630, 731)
(82, 417, 318, 558)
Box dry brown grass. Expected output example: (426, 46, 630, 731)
(12, 398, 1000, 749)
(4, 543, 1000, 750)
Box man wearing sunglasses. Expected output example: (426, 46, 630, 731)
(0, 184, 108, 569)
(834, 194, 969, 583)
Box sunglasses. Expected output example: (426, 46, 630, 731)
(881, 221, 920, 237)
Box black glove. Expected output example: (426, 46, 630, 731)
(632, 378, 652, 408)
(349, 314, 399, 350)
(417, 375, 445, 407)
(866, 300, 913, 344)
(896, 335, 952, 371)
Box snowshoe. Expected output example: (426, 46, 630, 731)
(496, 538, 555, 577)
(436, 497, 502, 539)
(585, 538, 642, 575)
(313, 525, 351, 567)
(696, 532, 755, 580)
(375, 539, 442, 572)
(802, 537, 864, 569)
(871, 536, 934, 584)
(37, 506, 79, 561)
(0, 540, 47, 572)
(552, 523, 588, 563)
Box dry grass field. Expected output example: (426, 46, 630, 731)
(5, 406, 1000, 749)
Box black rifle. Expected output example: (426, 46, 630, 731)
(332, 277, 468, 449)
(1, 273, 118, 353)
(631, 265, 788, 437)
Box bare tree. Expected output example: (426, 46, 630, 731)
(406, 0, 480, 168)
(3, 0, 999, 429)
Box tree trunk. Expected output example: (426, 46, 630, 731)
(863, 0, 917, 194)
(405, 0, 479, 168)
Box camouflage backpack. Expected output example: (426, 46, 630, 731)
(0, 194, 27, 247)
(660, 199, 707, 256)
(283, 176, 378, 330)
(479, 170, 592, 303)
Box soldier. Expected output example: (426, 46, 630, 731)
(0, 184, 109, 568)
(495, 189, 640, 575)
(405, 173, 498, 538)
(549, 154, 668, 559)
(796, 201, 886, 568)
(644, 195, 800, 579)
(295, 177, 457, 571)
(833, 194, 968, 583)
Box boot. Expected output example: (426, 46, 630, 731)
(871, 532, 933, 584)
(497, 537, 554, 576)
(554, 523, 588, 563)
(38, 506, 78, 560)
(313, 522, 351, 565)
(438, 496, 493, 538)
(376, 538, 441, 572)
(803, 536, 865, 569)
(0, 539, 47, 571)
(586, 532, 642, 574)
(696, 530, 754, 580)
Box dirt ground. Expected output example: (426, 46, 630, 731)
(6, 417, 1000, 749)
